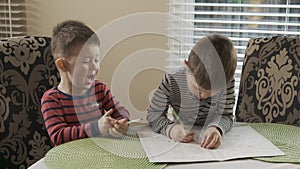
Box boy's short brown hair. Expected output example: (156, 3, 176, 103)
(51, 20, 100, 59)
(186, 34, 237, 90)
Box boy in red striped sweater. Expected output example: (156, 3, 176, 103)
(41, 20, 130, 146)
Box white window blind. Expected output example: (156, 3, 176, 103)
(168, 0, 300, 104)
(0, 0, 26, 38)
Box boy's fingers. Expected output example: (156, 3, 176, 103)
(106, 117, 117, 127)
(178, 129, 193, 142)
(178, 129, 185, 139)
(182, 132, 194, 143)
(203, 138, 211, 148)
(104, 109, 114, 117)
(109, 127, 123, 138)
(118, 118, 128, 124)
(113, 123, 122, 130)
(200, 135, 208, 147)
(206, 136, 220, 149)
(186, 131, 194, 136)
(115, 122, 128, 133)
(113, 120, 121, 126)
(201, 135, 214, 148)
(106, 116, 116, 122)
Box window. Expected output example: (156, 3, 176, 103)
(168, 0, 300, 110)
(0, 0, 26, 38)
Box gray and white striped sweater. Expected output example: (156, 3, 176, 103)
(146, 68, 235, 136)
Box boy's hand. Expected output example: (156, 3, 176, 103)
(200, 126, 222, 149)
(109, 119, 129, 138)
(167, 124, 194, 143)
(98, 109, 115, 135)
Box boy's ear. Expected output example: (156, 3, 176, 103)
(55, 58, 68, 72)
(183, 59, 188, 67)
(184, 59, 193, 73)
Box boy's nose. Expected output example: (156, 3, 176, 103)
(91, 61, 99, 69)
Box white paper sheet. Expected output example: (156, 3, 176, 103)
(138, 126, 285, 163)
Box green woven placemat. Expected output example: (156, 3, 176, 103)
(246, 123, 300, 163)
(45, 134, 166, 169)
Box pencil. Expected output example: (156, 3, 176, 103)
(126, 118, 143, 124)
(172, 109, 185, 127)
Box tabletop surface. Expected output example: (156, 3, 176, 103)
(29, 123, 300, 169)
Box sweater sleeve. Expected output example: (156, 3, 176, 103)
(206, 79, 235, 135)
(146, 74, 173, 136)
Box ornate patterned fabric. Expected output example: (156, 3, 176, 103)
(236, 36, 300, 126)
(0, 36, 60, 169)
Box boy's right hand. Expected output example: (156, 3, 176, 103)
(98, 109, 115, 135)
(108, 118, 129, 138)
(167, 124, 194, 143)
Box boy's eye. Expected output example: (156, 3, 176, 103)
(81, 58, 90, 63)
(80, 57, 100, 64)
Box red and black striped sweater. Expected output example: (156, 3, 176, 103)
(41, 80, 130, 146)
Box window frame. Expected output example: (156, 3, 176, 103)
(168, 0, 300, 112)
(0, 0, 26, 38)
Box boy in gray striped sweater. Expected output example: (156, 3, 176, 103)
(147, 34, 237, 149)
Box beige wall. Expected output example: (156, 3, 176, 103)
(26, 0, 169, 119)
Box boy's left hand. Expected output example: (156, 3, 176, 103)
(109, 119, 129, 137)
(200, 126, 222, 149)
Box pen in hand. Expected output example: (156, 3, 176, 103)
(171, 109, 194, 143)
(172, 109, 185, 127)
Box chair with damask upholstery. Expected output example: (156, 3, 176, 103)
(0, 36, 60, 168)
(235, 36, 300, 126)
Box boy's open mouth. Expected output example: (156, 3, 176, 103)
(86, 74, 95, 84)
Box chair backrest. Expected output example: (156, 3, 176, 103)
(0, 36, 60, 168)
(235, 36, 300, 126)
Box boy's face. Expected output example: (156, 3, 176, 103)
(184, 60, 218, 100)
(186, 72, 217, 100)
(66, 43, 100, 94)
